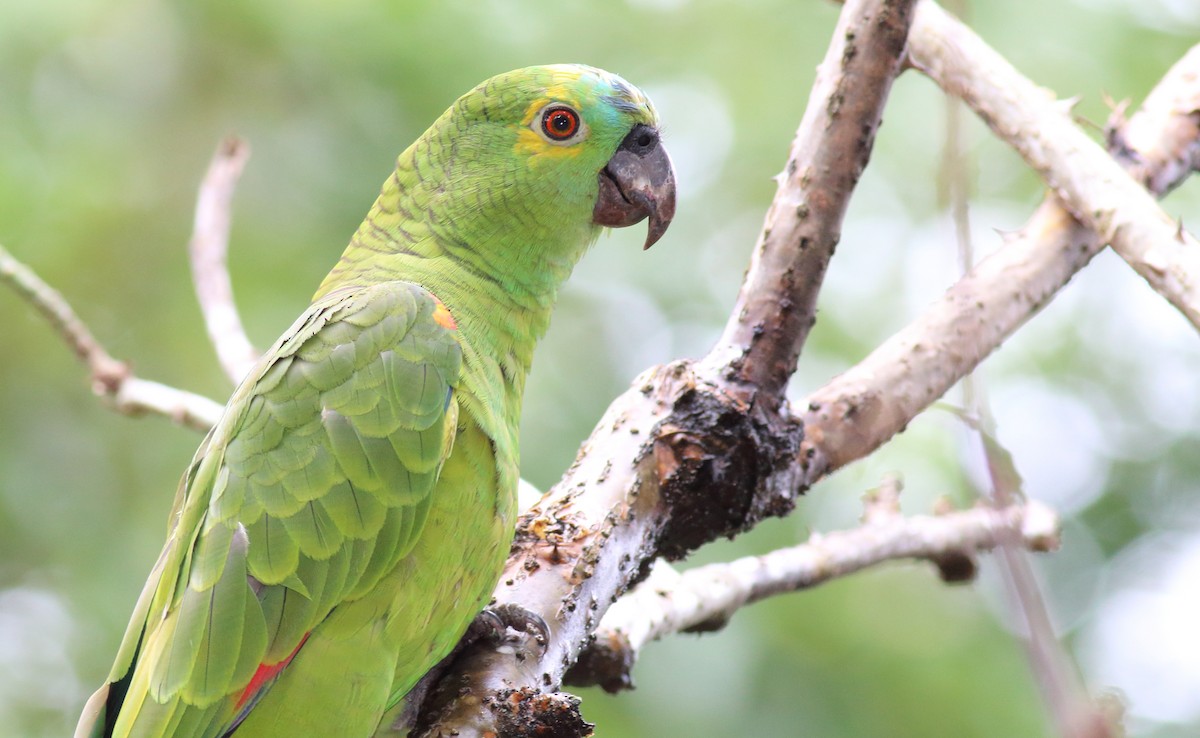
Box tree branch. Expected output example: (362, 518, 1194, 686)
(571, 496, 1060, 693)
(908, 0, 1200, 331)
(1108, 43, 1200, 198)
(1, 137, 264, 432)
(412, 1, 919, 734)
(416, 9, 1200, 735)
(0, 243, 223, 431)
(9, 5, 1198, 734)
(189, 136, 258, 384)
(800, 31, 1200, 478)
(975, 430, 1110, 738)
(704, 0, 911, 407)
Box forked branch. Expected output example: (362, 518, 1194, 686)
(0, 243, 222, 431)
(909, 0, 1200, 331)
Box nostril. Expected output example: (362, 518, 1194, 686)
(620, 125, 658, 156)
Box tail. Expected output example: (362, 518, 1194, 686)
(74, 685, 109, 738)
(72, 671, 231, 738)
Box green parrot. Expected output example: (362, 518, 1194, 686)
(75, 64, 675, 738)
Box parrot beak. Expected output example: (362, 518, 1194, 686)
(593, 124, 677, 249)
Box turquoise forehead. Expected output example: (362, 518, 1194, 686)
(543, 64, 655, 117)
(465, 64, 658, 125)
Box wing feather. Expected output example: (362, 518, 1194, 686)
(88, 281, 463, 738)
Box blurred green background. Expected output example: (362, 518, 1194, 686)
(2, 1, 1199, 736)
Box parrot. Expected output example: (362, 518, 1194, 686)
(74, 64, 675, 738)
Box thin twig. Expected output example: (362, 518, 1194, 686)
(936, 46, 1109, 734)
(1, 243, 223, 431)
(106, 376, 225, 431)
(973, 428, 1112, 738)
(572, 498, 1060, 692)
(1, 244, 121, 375)
(189, 136, 258, 384)
(908, 0, 1200, 331)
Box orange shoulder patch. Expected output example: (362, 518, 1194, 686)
(431, 296, 458, 330)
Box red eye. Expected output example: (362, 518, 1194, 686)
(541, 106, 580, 141)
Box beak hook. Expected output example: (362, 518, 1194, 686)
(593, 125, 676, 249)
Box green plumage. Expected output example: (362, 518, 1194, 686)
(75, 64, 670, 738)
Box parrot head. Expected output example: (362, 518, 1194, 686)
(438, 64, 676, 252)
(317, 65, 675, 318)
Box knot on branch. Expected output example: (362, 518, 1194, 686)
(562, 629, 635, 694)
(483, 689, 592, 738)
(413, 664, 593, 738)
(651, 376, 804, 560)
(89, 355, 131, 396)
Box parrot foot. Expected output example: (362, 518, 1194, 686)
(389, 604, 551, 734)
(469, 602, 550, 653)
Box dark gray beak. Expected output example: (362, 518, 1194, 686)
(593, 124, 676, 249)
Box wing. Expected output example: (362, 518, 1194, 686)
(79, 281, 463, 738)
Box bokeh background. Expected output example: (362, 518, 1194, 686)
(2, 1, 1199, 736)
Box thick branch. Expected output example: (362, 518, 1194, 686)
(413, 1, 918, 735)
(189, 136, 258, 384)
(706, 0, 912, 405)
(13, 8, 1197, 736)
(1, 244, 223, 431)
(909, 0, 1200, 331)
(572, 499, 1059, 692)
(418, 22, 1200, 738)
(415, 8, 1200, 737)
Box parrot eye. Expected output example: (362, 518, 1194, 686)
(538, 105, 582, 142)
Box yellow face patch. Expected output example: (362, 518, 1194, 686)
(514, 92, 588, 164)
